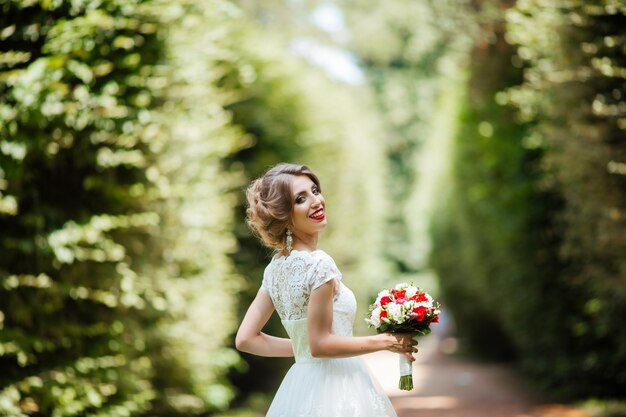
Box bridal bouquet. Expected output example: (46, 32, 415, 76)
(365, 283, 440, 390)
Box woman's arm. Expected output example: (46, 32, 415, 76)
(235, 289, 294, 357)
(307, 281, 417, 361)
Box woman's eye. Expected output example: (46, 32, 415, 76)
(295, 196, 305, 204)
(312, 187, 320, 194)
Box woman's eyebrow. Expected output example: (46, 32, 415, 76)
(292, 184, 317, 198)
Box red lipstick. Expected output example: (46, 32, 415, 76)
(310, 209, 325, 221)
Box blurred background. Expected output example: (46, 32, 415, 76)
(0, 0, 625, 416)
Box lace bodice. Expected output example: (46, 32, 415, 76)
(261, 249, 357, 362)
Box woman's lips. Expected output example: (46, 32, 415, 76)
(310, 209, 325, 221)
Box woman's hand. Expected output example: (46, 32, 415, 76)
(381, 333, 419, 362)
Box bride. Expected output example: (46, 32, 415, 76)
(235, 163, 418, 416)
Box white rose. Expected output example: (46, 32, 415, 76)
(425, 294, 434, 308)
(387, 303, 405, 324)
(368, 307, 382, 328)
(405, 286, 417, 299)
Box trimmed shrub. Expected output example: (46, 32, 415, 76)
(431, 0, 626, 400)
(0, 0, 246, 415)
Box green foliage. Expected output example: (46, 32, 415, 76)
(0, 0, 247, 415)
(344, 0, 475, 271)
(584, 399, 626, 417)
(431, 0, 626, 400)
(430, 28, 566, 364)
(144, 0, 248, 414)
(505, 0, 626, 398)
(0, 1, 163, 415)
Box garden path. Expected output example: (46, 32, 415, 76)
(363, 329, 590, 417)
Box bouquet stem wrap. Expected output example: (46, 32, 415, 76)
(398, 354, 413, 391)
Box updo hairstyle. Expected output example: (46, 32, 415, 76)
(246, 163, 321, 253)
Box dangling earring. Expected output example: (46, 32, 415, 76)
(286, 229, 293, 253)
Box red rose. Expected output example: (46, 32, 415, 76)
(415, 292, 428, 302)
(412, 306, 428, 322)
(395, 290, 406, 300)
(380, 296, 391, 306)
(380, 310, 388, 320)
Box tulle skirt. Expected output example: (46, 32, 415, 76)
(265, 356, 397, 417)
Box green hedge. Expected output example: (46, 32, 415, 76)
(0, 1, 163, 415)
(344, 0, 474, 272)
(505, 0, 626, 398)
(430, 0, 626, 400)
(0, 0, 247, 415)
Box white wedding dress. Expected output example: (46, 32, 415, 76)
(261, 249, 397, 417)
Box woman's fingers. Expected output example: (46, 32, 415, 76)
(401, 335, 418, 348)
(386, 333, 420, 356)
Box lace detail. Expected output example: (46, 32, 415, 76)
(262, 249, 342, 321)
(261, 249, 355, 363)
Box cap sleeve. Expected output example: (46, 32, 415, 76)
(308, 252, 342, 291)
(260, 264, 271, 293)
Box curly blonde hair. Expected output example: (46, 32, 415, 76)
(246, 163, 321, 253)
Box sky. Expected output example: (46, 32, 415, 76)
(289, 2, 365, 85)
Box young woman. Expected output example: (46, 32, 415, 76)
(235, 163, 417, 416)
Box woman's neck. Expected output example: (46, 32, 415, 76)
(292, 232, 318, 252)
